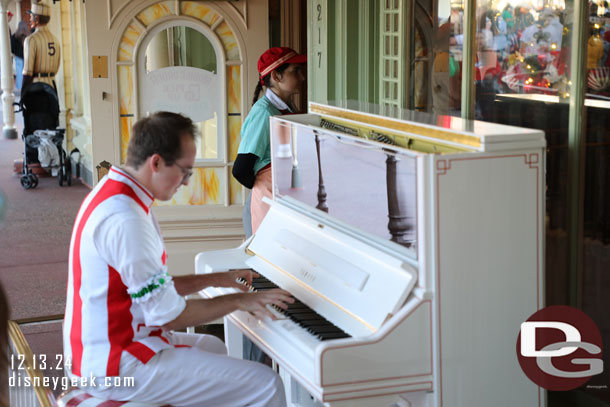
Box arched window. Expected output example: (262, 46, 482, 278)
(138, 22, 225, 162)
(115, 1, 245, 207)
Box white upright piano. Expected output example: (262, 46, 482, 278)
(196, 102, 546, 407)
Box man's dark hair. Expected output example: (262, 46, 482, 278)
(126, 111, 198, 169)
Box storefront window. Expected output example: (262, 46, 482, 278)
(429, 2, 463, 116)
(310, 0, 608, 403)
(469, 1, 572, 311)
(580, 1, 610, 401)
(471, 0, 609, 402)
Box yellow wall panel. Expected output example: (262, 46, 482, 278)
(118, 23, 143, 62)
(118, 65, 134, 162)
(181, 2, 221, 27)
(120, 116, 133, 164)
(137, 1, 174, 27)
(229, 166, 243, 205)
(216, 21, 239, 60)
(227, 65, 241, 113)
(154, 168, 225, 206)
(228, 115, 241, 162)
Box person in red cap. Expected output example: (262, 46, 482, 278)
(232, 47, 306, 237)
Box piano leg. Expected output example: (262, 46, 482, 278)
(278, 365, 323, 407)
(223, 317, 244, 359)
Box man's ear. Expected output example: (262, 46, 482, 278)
(149, 154, 163, 172)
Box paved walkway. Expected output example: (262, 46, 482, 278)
(1, 115, 89, 395)
(0, 118, 89, 321)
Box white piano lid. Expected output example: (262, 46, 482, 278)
(247, 199, 418, 336)
(308, 101, 546, 151)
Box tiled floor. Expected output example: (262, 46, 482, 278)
(1, 115, 89, 398)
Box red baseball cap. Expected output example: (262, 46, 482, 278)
(258, 47, 306, 84)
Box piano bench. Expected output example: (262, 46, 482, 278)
(57, 388, 172, 407)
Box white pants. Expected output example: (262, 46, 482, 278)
(86, 332, 286, 407)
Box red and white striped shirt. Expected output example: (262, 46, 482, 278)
(63, 167, 186, 378)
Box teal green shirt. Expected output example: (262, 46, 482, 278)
(238, 96, 281, 174)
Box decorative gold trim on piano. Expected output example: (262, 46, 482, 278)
(250, 250, 377, 333)
(321, 117, 466, 154)
(309, 103, 481, 149)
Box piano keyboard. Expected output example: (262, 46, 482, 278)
(238, 274, 351, 341)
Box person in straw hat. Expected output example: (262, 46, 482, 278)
(22, 1, 61, 93)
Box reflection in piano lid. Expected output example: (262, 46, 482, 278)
(272, 121, 418, 254)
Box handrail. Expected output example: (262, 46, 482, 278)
(7, 320, 56, 407)
(13, 314, 64, 326)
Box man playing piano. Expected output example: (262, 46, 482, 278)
(63, 112, 293, 407)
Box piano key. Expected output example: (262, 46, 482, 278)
(289, 315, 327, 323)
(252, 283, 279, 289)
(317, 332, 351, 340)
(242, 272, 351, 341)
(304, 325, 343, 333)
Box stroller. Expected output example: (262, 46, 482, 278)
(16, 82, 71, 189)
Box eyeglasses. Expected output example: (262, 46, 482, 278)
(173, 162, 194, 183)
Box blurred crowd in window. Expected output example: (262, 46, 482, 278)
(431, 1, 610, 119)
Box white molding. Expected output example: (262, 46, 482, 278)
(153, 205, 244, 237)
(211, 16, 224, 32)
(227, 0, 247, 29)
(132, 16, 146, 32)
(153, 203, 242, 220)
(70, 115, 93, 168)
(403, 0, 413, 110)
(358, 0, 369, 103)
(335, 0, 347, 101)
(78, 1, 92, 121)
(157, 208, 245, 276)
(107, 0, 134, 30)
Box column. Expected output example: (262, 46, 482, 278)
(15, 1, 21, 23)
(0, 0, 16, 139)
